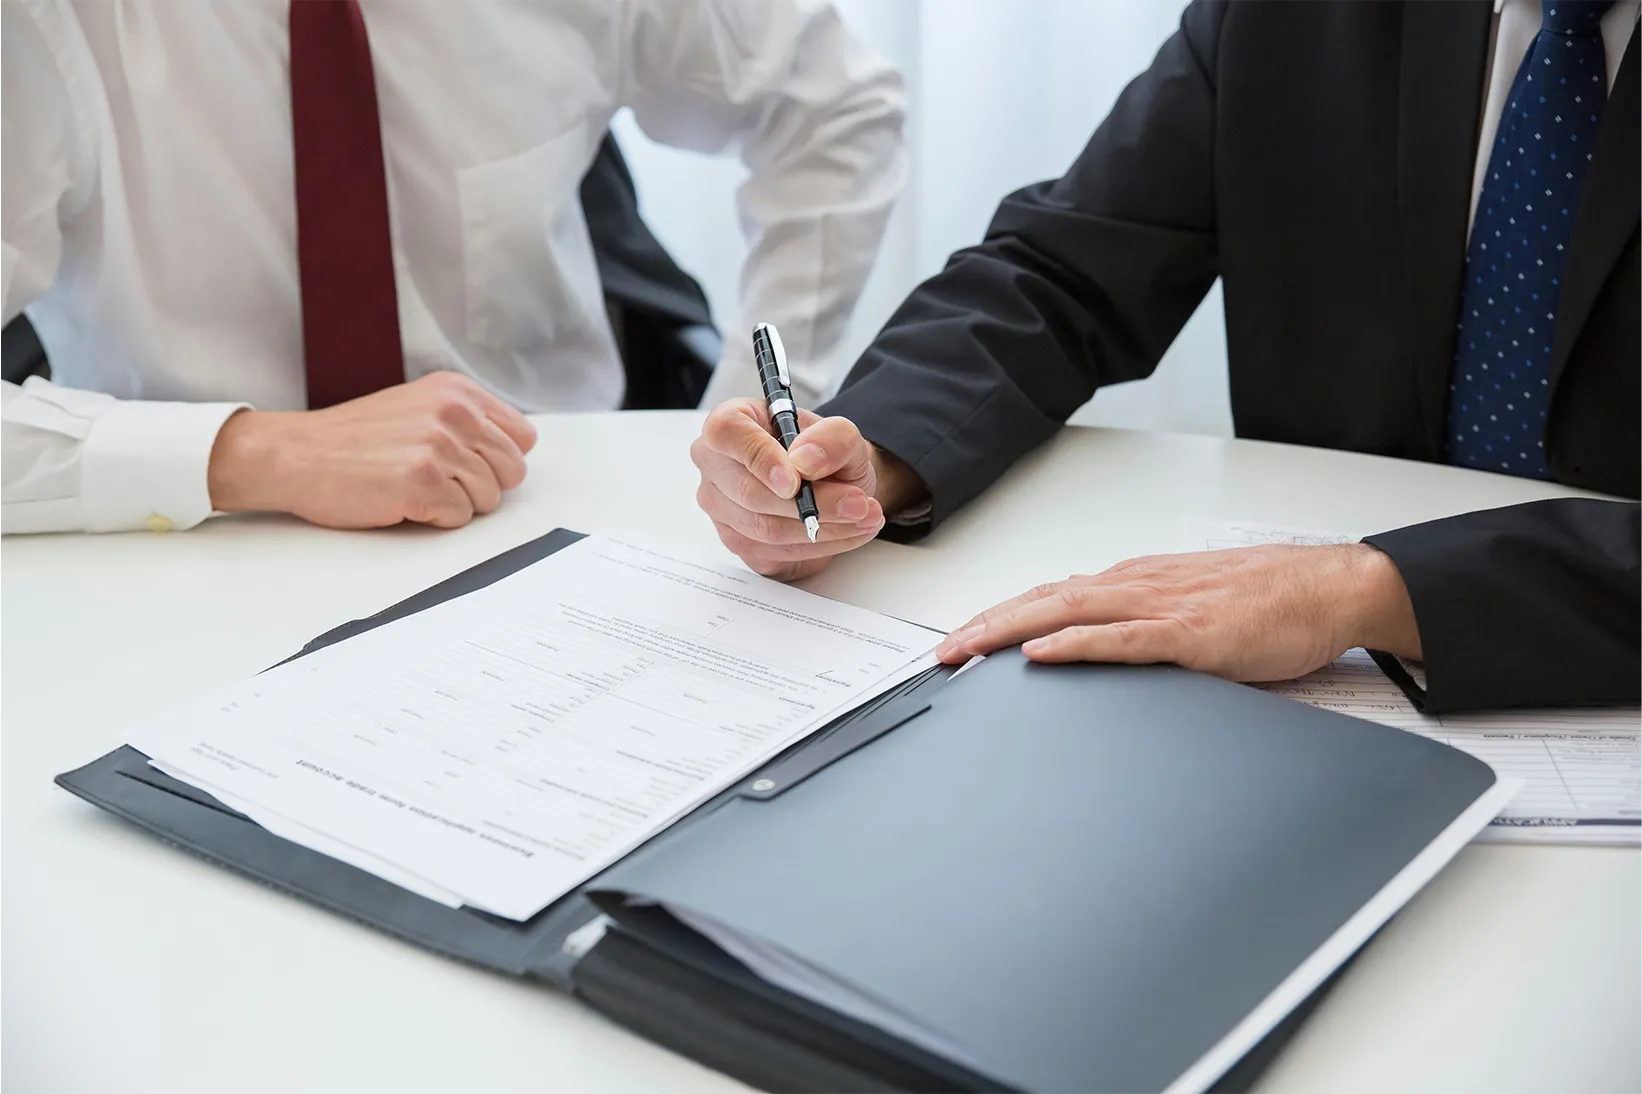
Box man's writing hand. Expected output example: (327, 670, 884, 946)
(690, 397, 922, 581)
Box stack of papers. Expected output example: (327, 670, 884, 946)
(131, 537, 940, 919)
(1191, 520, 1641, 845)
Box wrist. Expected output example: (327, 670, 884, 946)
(1337, 543, 1423, 660)
(207, 410, 297, 513)
(868, 445, 927, 517)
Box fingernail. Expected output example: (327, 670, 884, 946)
(1022, 637, 1048, 657)
(837, 494, 868, 521)
(768, 466, 797, 496)
(789, 444, 825, 477)
(951, 624, 985, 648)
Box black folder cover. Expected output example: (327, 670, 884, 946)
(55, 528, 1499, 1093)
(582, 650, 1497, 1092)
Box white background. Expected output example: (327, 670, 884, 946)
(612, 0, 1233, 436)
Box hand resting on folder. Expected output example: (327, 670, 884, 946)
(935, 543, 1423, 683)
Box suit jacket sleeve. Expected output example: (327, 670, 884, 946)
(817, 2, 1226, 531)
(1363, 499, 1640, 713)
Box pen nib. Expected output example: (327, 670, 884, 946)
(803, 516, 820, 543)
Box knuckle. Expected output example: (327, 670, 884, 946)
(732, 471, 766, 511)
(745, 509, 784, 545)
(841, 426, 867, 459)
(409, 455, 445, 487)
(406, 496, 443, 524)
(1108, 556, 1155, 577)
(1109, 619, 1142, 645)
(421, 424, 459, 456)
(1055, 585, 1092, 612)
(738, 434, 775, 476)
(1030, 581, 1064, 602)
(1175, 598, 1212, 629)
(717, 525, 774, 571)
(434, 396, 478, 431)
(497, 459, 527, 491)
(815, 415, 860, 444)
(747, 554, 793, 579)
(702, 403, 742, 447)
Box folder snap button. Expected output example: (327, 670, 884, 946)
(752, 779, 776, 792)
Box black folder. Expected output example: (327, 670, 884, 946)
(57, 529, 1500, 1093)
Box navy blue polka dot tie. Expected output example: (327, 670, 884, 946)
(1446, 0, 1612, 478)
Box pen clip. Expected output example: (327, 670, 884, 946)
(759, 324, 791, 390)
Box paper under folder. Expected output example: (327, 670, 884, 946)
(57, 528, 1512, 1093)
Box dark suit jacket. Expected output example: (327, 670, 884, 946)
(819, 1, 1639, 713)
(578, 133, 719, 409)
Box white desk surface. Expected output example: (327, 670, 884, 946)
(4, 412, 1637, 1093)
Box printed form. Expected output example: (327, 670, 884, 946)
(133, 537, 940, 918)
(1189, 519, 1640, 844)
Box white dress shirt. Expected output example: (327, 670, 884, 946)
(1, 0, 907, 534)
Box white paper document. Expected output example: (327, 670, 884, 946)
(1188, 519, 1641, 844)
(134, 537, 940, 918)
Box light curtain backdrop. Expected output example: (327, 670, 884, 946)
(611, 0, 1233, 436)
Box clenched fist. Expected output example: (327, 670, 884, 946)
(690, 398, 923, 581)
(207, 372, 537, 529)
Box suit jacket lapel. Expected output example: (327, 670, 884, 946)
(1549, 27, 1640, 399)
(1396, 0, 1495, 459)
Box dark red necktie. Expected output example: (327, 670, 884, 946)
(289, 0, 405, 409)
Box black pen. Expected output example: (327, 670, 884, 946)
(752, 322, 820, 543)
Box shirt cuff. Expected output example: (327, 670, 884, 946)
(80, 399, 248, 532)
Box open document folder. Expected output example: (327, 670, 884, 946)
(125, 535, 940, 920)
(59, 528, 1519, 1093)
